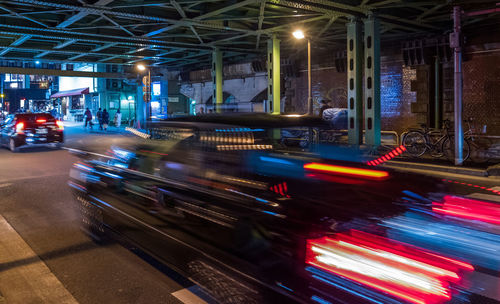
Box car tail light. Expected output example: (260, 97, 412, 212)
(433, 195, 500, 225)
(306, 230, 473, 304)
(304, 162, 389, 180)
(36, 119, 46, 123)
(56, 120, 64, 130)
(15, 122, 24, 134)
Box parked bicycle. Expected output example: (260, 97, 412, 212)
(402, 119, 470, 161)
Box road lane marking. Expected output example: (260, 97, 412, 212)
(0, 183, 11, 188)
(0, 214, 78, 304)
(171, 286, 208, 304)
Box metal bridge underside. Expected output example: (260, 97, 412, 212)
(0, 0, 498, 69)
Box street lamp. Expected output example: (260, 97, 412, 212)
(137, 64, 146, 72)
(293, 29, 312, 115)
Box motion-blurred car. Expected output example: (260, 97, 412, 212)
(0, 113, 64, 152)
(68, 114, 494, 304)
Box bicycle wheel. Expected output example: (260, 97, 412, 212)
(402, 131, 427, 157)
(442, 136, 470, 162)
(468, 137, 492, 163)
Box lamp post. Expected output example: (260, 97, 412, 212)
(0, 75, 4, 116)
(137, 64, 151, 126)
(293, 29, 312, 115)
(0, 94, 4, 115)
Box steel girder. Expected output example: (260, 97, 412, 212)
(53, 39, 78, 49)
(363, 17, 381, 147)
(6, 0, 258, 33)
(0, 23, 214, 50)
(0, 66, 133, 79)
(0, 0, 496, 70)
(268, 0, 439, 32)
(255, 0, 266, 50)
(0, 44, 164, 61)
(347, 20, 363, 146)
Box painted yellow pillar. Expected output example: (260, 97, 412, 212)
(267, 35, 281, 114)
(212, 47, 223, 112)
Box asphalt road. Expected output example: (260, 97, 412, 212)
(0, 124, 498, 303)
(0, 125, 192, 304)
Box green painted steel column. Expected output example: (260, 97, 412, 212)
(364, 16, 381, 146)
(267, 35, 281, 114)
(347, 19, 363, 145)
(212, 47, 223, 113)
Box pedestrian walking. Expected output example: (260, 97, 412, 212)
(102, 109, 109, 131)
(114, 109, 122, 128)
(84, 108, 93, 129)
(96, 108, 103, 130)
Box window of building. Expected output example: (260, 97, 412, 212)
(153, 82, 161, 96)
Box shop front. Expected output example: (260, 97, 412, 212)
(50, 87, 89, 121)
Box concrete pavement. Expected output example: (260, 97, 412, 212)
(0, 214, 78, 304)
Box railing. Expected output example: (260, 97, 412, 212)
(202, 101, 266, 113)
(319, 130, 400, 146)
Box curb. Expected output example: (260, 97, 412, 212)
(486, 165, 500, 177)
(383, 160, 488, 177)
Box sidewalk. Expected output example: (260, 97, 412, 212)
(0, 214, 78, 304)
(64, 121, 129, 135)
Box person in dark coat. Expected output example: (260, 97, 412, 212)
(96, 108, 103, 130)
(84, 108, 93, 129)
(102, 109, 110, 131)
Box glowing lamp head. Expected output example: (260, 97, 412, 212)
(137, 64, 146, 71)
(293, 29, 305, 40)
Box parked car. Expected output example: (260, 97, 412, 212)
(68, 114, 479, 304)
(0, 113, 64, 152)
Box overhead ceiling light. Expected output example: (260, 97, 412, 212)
(292, 29, 305, 40)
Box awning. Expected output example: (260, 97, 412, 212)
(50, 88, 89, 98)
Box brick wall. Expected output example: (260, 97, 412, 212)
(288, 56, 418, 134)
(383, 60, 418, 133)
(288, 67, 347, 114)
